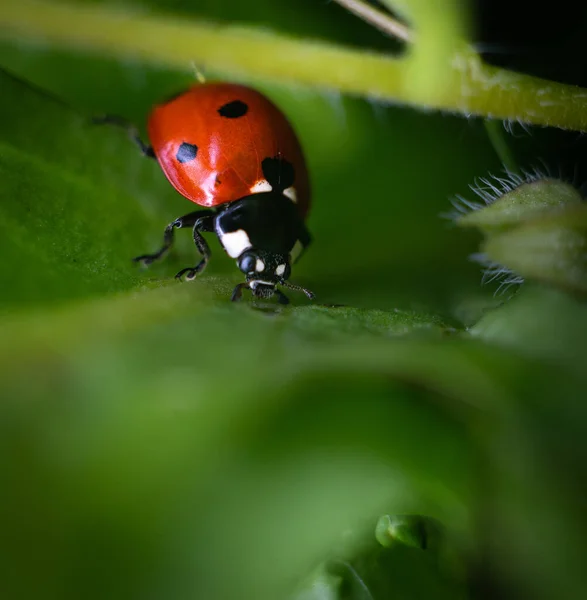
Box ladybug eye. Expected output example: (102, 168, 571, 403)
(238, 253, 256, 273)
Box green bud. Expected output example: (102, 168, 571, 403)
(456, 177, 582, 235)
(482, 204, 587, 295)
(375, 514, 440, 550)
(374, 515, 466, 585)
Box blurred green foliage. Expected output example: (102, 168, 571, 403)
(1, 1, 587, 599)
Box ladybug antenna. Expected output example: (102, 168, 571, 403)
(91, 115, 155, 158)
(282, 281, 315, 300)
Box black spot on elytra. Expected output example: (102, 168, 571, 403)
(261, 156, 295, 192)
(176, 142, 198, 163)
(218, 100, 248, 118)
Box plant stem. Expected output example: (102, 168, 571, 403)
(1, 1, 587, 131)
(483, 120, 520, 173)
(332, 0, 412, 42)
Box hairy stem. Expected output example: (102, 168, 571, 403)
(1, 1, 587, 131)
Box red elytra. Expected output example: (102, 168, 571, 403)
(147, 82, 310, 217)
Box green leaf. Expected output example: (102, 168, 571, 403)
(0, 70, 158, 309)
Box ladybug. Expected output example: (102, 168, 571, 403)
(97, 82, 314, 304)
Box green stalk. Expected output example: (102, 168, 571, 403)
(1, 1, 587, 130)
(483, 119, 520, 173)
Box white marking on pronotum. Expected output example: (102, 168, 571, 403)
(255, 258, 265, 272)
(275, 264, 286, 277)
(220, 229, 252, 258)
(290, 240, 304, 263)
(250, 179, 272, 194)
(283, 187, 297, 203)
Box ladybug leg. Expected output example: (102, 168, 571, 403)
(134, 210, 214, 267)
(92, 115, 155, 158)
(231, 282, 250, 302)
(174, 215, 215, 281)
(282, 281, 316, 300)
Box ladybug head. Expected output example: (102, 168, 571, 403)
(237, 250, 314, 301)
(237, 250, 290, 288)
